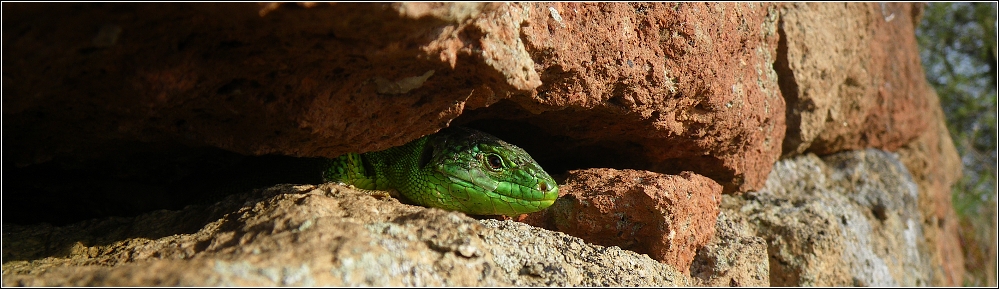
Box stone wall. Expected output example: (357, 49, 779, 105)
(2, 2, 963, 286)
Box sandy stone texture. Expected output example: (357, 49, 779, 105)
(524, 169, 722, 274)
(1, 2, 967, 286)
(738, 150, 935, 286)
(2, 184, 689, 286)
(3, 2, 784, 193)
(777, 3, 931, 156)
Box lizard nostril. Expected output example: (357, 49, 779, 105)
(538, 180, 548, 192)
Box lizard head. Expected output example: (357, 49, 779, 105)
(426, 127, 559, 216)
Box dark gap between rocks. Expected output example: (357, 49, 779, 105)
(3, 101, 663, 227)
(3, 145, 326, 226)
(452, 99, 672, 183)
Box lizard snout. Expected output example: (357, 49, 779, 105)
(537, 180, 549, 192)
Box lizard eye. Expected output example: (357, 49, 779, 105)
(486, 154, 504, 170)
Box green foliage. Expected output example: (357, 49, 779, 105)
(916, 2, 997, 286)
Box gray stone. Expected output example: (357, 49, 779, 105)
(737, 149, 932, 286)
(2, 183, 688, 286)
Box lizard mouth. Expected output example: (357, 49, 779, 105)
(442, 174, 558, 215)
(444, 173, 557, 201)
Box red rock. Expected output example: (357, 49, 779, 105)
(4, 2, 784, 194)
(457, 3, 785, 193)
(1, 3, 967, 284)
(544, 168, 722, 274)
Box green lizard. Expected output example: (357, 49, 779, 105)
(323, 127, 559, 216)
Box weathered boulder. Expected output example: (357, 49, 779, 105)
(896, 88, 966, 286)
(1, 184, 690, 286)
(773, 3, 965, 285)
(461, 2, 785, 194)
(527, 169, 722, 275)
(1, 2, 969, 287)
(690, 205, 770, 287)
(778, 2, 930, 156)
(3, 2, 783, 195)
(737, 149, 934, 286)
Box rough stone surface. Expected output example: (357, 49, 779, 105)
(690, 197, 770, 287)
(1, 184, 689, 286)
(1, 2, 970, 286)
(3, 2, 784, 196)
(3, 2, 498, 164)
(896, 88, 966, 286)
(460, 2, 785, 193)
(526, 168, 722, 275)
(739, 149, 934, 286)
(478, 219, 688, 286)
(777, 3, 930, 156)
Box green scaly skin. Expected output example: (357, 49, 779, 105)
(323, 127, 559, 216)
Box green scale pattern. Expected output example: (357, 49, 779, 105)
(323, 127, 559, 216)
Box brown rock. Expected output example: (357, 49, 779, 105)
(3, 3, 502, 165)
(691, 200, 770, 287)
(896, 88, 966, 286)
(778, 3, 930, 156)
(743, 150, 936, 286)
(459, 3, 785, 193)
(543, 168, 722, 274)
(0, 2, 968, 286)
(4, 2, 784, 195)
(776, 3, 965, 285)
(1, 184, 690, 286)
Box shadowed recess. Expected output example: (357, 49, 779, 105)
(3, 144, 327, 226)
